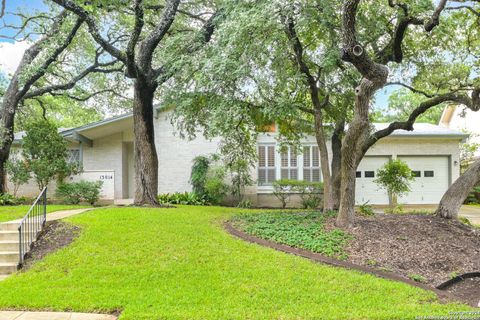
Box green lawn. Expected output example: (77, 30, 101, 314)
(0, 206, 471, 319)
(0, 205, 91, 223)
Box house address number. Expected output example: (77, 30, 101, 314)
(100, 175, 113, 180)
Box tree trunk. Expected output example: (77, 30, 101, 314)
(0, 78, 20, 194)
(313, 110, 334, 212)
(331, 120, 344, 210)
(336, 78, 379, 227)
(436, 158, 480, 219)
(133, 79, 160, 206)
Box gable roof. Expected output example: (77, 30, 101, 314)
(13, 111, 468, 144)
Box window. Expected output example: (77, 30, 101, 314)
(67, 148, 81, 165)
(364, 171, 375, 178)
(258, 145, 276, 185)
(303, 146, 321, 182)
(280, 147, 298, 180)
(424, 170, 434, 177)
(356, 171, 362, 178)
(412, 171, 421, 178)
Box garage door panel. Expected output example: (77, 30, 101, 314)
(398, 156, 449, 204)
(355, 156, 390, 205)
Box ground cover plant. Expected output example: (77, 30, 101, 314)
(232, 210, 350, 259)
(0, 206, 471, 319)
(0, 205, 90, 223)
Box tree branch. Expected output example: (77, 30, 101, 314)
(366, 88, 480, 150)
(386, 81, 435, 98)
(17, 16, 84, 99)
(126, 0, 144, 77)
(49, 0, 127, 63)
(138, 0, 180, 74)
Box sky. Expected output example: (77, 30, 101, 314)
(0, 0, 46, 75)
(0, 0, 394, 109)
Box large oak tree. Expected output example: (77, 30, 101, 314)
(51, 0, 220, 205)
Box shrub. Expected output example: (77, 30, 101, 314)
(22, 120, 77, 190)
(272, 179, 323, 209)
(5, 152, 30, 197)
(272, 179, 294, 209)
(157, 192, 208, 205)
(56, 181, 103, 205)
(237, 199, 252, 208)
(190, 156, 210, 197)
(357, 202, 375, 216)
(0, 193, 20, 205)
(374, 159, 414, 207)
(204, 167, 228, 205)
(294, 181, 323, 209)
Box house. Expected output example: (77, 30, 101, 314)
(440, 105, 480, 158)
(10, 109, 468, 206)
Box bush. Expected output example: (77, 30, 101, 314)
(157, 192, 208, 205)
(357, 202, 375, 216)
(272, 179, 294, 209)
(190, 156, 210, 197)
(204, 167, 228, 205)
(374, 159, 414, 207)
(5, 152, 30, 197)
(22, 120, 75, 191)
(0, 193, 21, 205)
(273, 179, 323, 209)
(56, 181, 103, 205)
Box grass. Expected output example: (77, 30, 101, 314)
(231, 210, 351, 259)
(0, 206, 471, 319)
(0, 205, 91, 223)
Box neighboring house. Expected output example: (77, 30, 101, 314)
(10, 110, 468, 206)
(440, 105, 480, 158)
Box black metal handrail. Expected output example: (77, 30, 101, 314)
(18, 187, 47, 267)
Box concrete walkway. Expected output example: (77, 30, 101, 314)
(0, 311, 116, 320)
(373, 204, 480, 224)
(6, 208, 94, 225)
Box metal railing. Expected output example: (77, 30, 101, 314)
(18, 187, 47, 267)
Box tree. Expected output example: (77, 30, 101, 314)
(335, 0, 480, 227)
(5, 152, 30, 196)
(374, 159, 414, 207)
(21, 120, 72, 190)
(51, 0, 221, 205)
(164, 1, 356, 212)
(0, 8, 125, 194)
(436, 158, 480, 219)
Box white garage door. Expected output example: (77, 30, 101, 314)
(398, 156, 449, 204)
(355, 156, 390, 205)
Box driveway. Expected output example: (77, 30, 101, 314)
(459, 205, 480, 225)
(372, 204, 480, 225)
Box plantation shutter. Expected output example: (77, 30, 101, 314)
(303, 146, 321, 182)
(258, 145, 276, 185)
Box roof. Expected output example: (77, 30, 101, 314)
(373, 123, 469, 139)
(13, 112, 468, 143)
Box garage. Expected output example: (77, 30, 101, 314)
(397, 156, 450, 204)
(355, 156, 390, 205)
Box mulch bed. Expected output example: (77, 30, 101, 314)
(445, 277, 480, 307)
(21, 221, 80, 271)
(331, 214, 480, 286)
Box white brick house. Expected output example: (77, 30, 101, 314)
(10, 110, 468, 206)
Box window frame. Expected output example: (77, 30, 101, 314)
(257, 144, 276, 186)
(66, 147, 82, 166)
(302, 145, 322, 183)
(280, 147, 298, 180)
